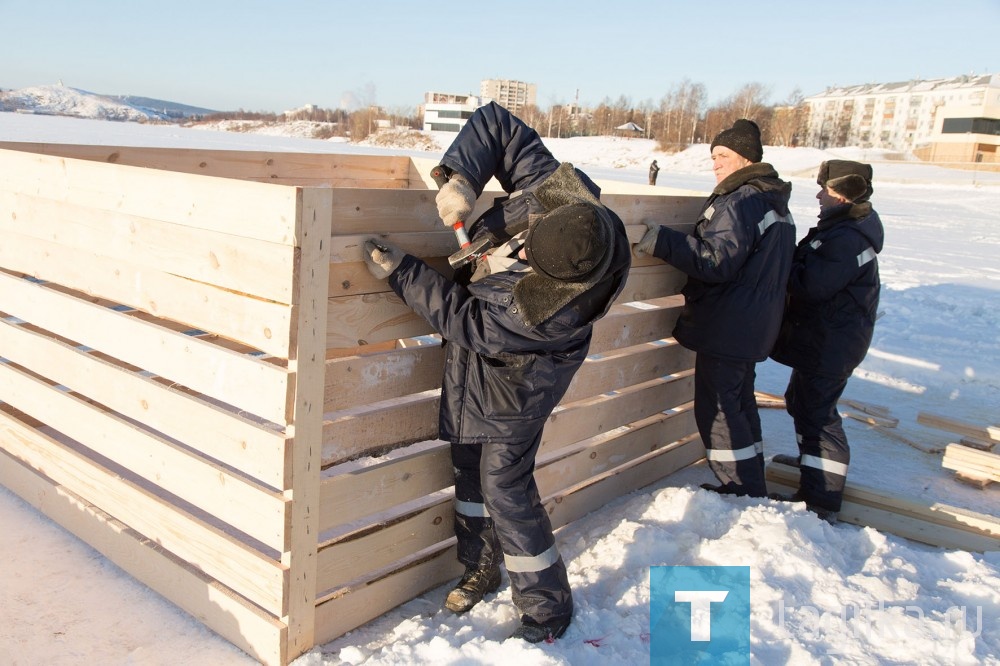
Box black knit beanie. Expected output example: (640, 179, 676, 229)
(524, 203, 609, 282)
(818, 160, 874, 203)
(710, 119, 763, 163)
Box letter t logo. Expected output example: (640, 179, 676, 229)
(674, 590, 729, 641)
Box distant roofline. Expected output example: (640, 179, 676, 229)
(805, 72, 999, 100)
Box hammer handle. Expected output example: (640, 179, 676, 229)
(430, 166, 471, 248)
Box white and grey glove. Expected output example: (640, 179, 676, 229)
(634, 222, 662, 257)
(362, 239, 405, 280)
(435, 173, 476, 228)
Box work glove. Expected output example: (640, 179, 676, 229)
(362, 238, 405, 280)
(435, 173, 476, 228)
(634, 222, 662, 257)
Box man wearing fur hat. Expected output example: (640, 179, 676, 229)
(362, 102, 631, 643)
(636, 119, 795, 498)
(769, 160, 884, 522)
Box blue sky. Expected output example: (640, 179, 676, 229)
(2, 0, 997, 113)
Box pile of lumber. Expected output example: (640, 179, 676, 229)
(917, 412, 999, 488)
(766, 462, 1000, 552)
(942, 444, 1000, 488)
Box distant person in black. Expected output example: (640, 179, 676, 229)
(649, 159, 660, 185)
(770, 160, 884, 523)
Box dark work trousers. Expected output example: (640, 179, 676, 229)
(450, 431, 573, 624)
(783, 369, 851, 512)
(694, 353, 767, 497)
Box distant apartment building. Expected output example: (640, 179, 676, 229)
(480, 79, 537, 115)
(421, 92, 486, 132)
(804, 73, 1000, 163)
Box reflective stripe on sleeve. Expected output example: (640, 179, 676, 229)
(800, 454, 849, 477)
(758, 210, 794, 235)
(504, 543, 560, 574)
(858, 247, 877, 267)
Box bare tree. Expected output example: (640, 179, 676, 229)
(769, 88, 808, 147)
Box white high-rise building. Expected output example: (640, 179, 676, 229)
(804, 74, 1000, 163)
(479, 79, 536, 115)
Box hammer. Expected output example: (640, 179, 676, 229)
(430, 166, 492, 268)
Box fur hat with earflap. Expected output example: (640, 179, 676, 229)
(818, 160, 873, 203)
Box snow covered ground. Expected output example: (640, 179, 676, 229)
(1, 113, 998, 665)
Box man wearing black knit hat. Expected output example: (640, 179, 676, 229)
(770, 160, 884, 523)
(362, 102, 631, 644)
(635, 119, 796, 498)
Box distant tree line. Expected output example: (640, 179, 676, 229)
(196, 79, 810, 148)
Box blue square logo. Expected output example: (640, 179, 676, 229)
(650, 566, 750, 665)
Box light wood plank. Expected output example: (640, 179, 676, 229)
(0, 147, 300, 244)
(0, 361, 288, 550)
(917, 412, 1000, 444)
(766, 462, 1000, 551)
(317, 499, 454, 590)
(323, 394, 438, 465)
(0, 410, 289, 614)
(0, 226, 294, 357)
(0, 189, 297, 305)
(0, 449, 288, 666)
(322, 337, 692, 416)
(542, 371, 695, 454)
(543, 435, 705, 528)
(0, 271, 291, 425)
(282, 188, 332, 662)
(326, 290, 684, 354)
(324, 345, 446, 412)
(0, 317, 291, 490)
(321, 369, 694, 466)
(320, 445, 453, 530)
(314, 543, 463, 646)
(0, 142, 413, 187)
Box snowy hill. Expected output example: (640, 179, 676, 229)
(0, 84, 212, 121)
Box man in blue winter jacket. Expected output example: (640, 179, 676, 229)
(770, 160, 884, 522)
(636, 119, 796, 498)
(362, 102, 631, 643)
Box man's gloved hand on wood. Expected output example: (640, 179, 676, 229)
(634, 222, 662, 257)
(435, 173, 476, 228)
(362, 238, 404, 280)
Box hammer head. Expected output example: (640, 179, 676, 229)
(448, 234, 494, 268)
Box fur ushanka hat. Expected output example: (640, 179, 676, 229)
(818, 160, 874, 203)
(710, 119, 763, 163)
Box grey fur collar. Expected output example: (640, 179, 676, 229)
(713, 162, 781, 195)
(512, 162, 615, 327)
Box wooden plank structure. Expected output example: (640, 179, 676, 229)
(0, 141, 705, 665)
(766, 462, 1000, 552)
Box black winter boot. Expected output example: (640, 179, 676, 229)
(444, 565, 502, 613)
(510, 616, 572, 643)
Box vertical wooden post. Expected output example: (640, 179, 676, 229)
(283, 187, 332, 663)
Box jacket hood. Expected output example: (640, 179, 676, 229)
(819, 202, 885, 253)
